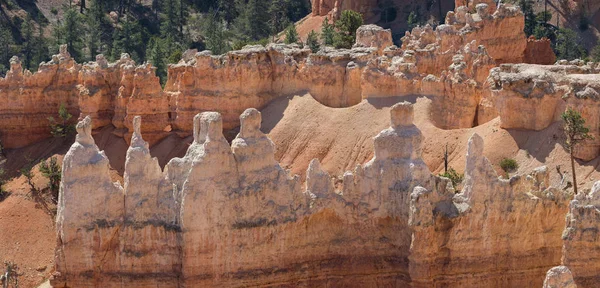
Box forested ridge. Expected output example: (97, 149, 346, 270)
(0, 0, 310, 82)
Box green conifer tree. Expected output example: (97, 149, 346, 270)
(321, 17, 334, 46)
(204, 10, 230, 54)
(284, 24, 299, 44)
(147, 37, 167, 85)
(306, 30, 320, 52)
(21, 15, 35, 70)
(333, 10, 363, 49)
(63, 7, 85, 61)
(269, 0, 289, 38)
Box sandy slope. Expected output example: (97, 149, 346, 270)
(264, 93, 600, 191)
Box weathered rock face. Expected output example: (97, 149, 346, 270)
(0, 47, 81, 148)
(484, 63, 600, 160)
(53, 103, 577, 287)
(543, 266, 578, 288)
(561, 182, 600, 288)
(409, 134, 570, 287)
(524, 36, 557, 65)
(355, 24, 393, 54)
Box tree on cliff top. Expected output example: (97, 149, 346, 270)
(321, 17, 335, 46)
(284, 24, 299, 44)
(333, 10, 363, 49)
(562, 108, 593, 195)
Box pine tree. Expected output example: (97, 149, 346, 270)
(21, 15, 35, 70)
(286, 0, 310, 22)
(147, 37, 167, 85)
(284, 24, 298, 44)
(235, 0, 270, 41)
(306, 30, 320, 53)
(218, 0, 238, 26)
(63, 7, 85, 61)
(591, 45, 600, 62)
(269, 0, 289, 38)
(555, 28, 586, 61)
(39, 157, 61, 202)
(407, 11, 419, 30)
(519, 0, 536, 36)
(321, 17, 334, 46)
(561, 108, 593, 196)
(33, 21, 48, 67)
(87, 1, 103, 59)
(161, 0, 181, 40)
(0, 23, 15, 75)
(204, 10, 230, 54)
(333, 10, 363, 49)
(112, 18, 144, 62)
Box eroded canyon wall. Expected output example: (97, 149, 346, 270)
(485, 62, 600, 160)
(52, 103, 577, 287)
(0, 3, 556, 150)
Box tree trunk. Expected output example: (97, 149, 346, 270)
(444, 143, 448, 174)
(570, 145, 578, 195)
(80, 0, 85, 13)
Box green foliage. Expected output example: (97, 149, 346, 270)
(500, 158, 519, 173)
(306, 30, 320, 53)
(333, 10, 363, 49)
(111, 18, 145, 62)
(284, 24, 299, 44)
(561, 108, 593, 195)
(591, 45, 600, 62)
(554, 28, 587, 61)
(147, 37, 168, 86)
(202, 10, 230, 55)
(321, 17, 335, 46)
(269, 0, 290, 38)
(519, 0, 535, 36)
(21, 15, 35, 70)
(407, 11, 419, 30)
(234, 0, 271, 42)
(62, 7, 86, 62)
(0, 22, 16, 76)
(39, 156, 61, 202)
(20, 156, 36, 192)
(439, 167, 464, 189)
(562, 108, 593, 150)
(0, 0, 312, 78)
(48, 103, 74, 138)
(578, 13, 589, 31)
(536, 11, 552, 23)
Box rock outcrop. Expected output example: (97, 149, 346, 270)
(484, 63, 600, 160)
(409, 134, 570, 287)
(53, 103, 575, 287)
(524, 36, 557, 65)
(543, 266, 578, 288)
(560, 182, 600, 287)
